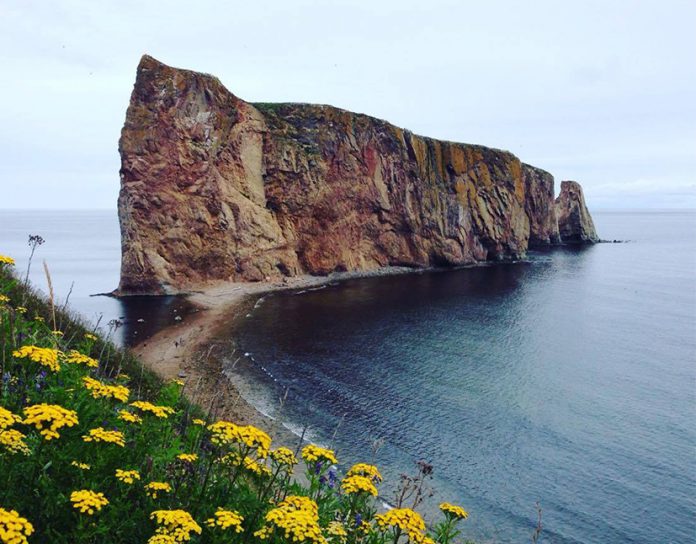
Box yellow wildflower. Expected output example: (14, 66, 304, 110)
(116, 373, 130, 381)
(176, 453, 198, 463)
(208, 420, 271, 457)
(255, 496, 326, 544)
(12, 345, 61, 372)
(0, 295, 9, 304)
(15, 306, 27, 314)
(358, 520, 372, 535)
(84, 333, 98, 341)
(347, 462, 382, 482)
(173, 379, 185, 386)
(150, 509, 202, 542)
(206, 508, 244, 532)
(301, 444, 338, 465)
(131, 401, 175, 419)
(375, 509, 426, 541)
(191, 418, 206, 426)
(243, 456, 272, 477)
(0, 429, 31, 455)
(0, 507, 33, 544)
(115, 469, 141, 484)
(51, 330, 64, 337)
(70, 489, 109, 515)
(341, 475, 378, 496)
(82, 376, 129, 402)
(23, 403, 78, 440)
(327, 521, 347, 540)
(71, 461, 91, 470)
(117, 409, 142, 424)
(82, 427, 125, 447)
(64, 350, 98, 368)
(270, 446, 298, 467)
(145, 482, 172, 499)
(0, 407, 21, 430)
(0, 255, 15, 266)
(34, 316, 44, 322)
(439, 502, 469, 520)
(147, 535, 177, 544)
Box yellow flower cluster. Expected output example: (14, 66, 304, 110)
(191, 418, 206, 426)
(115, 469, 141, 484)
(243, 456, 272, 477)
(82, 427, 125, 447)
(12, 346, 61, 372)
(71, 461, 91, 470)
(347, 463, 383, 482)
(116, 373, 130, 381)
(131, 401, 175, 419)
(0, 507, 33, 544)
(23, 403, 78, 440)
(216, 452, 271, 476)
(0, 428, 30, 455)
(117, 409, 142, 424)
(341, 475, 378, 496)
(0, 295, 10, 304)
(208, 421, 271, 457)
(64, 350, 98, 368)
(147, 535, 177, 544)
(270, 446, 298, 467)
(15, 306, 27, 314)
(301, 444, 338, 465)
(51, 330, 64, 337)
(255, 496, 326, 544)
(82, 376, 130, 403)
(375, 508, 426, 541)
(206, 508, 244, 532)
(0, 255, 15, 266)
(150, 510, 202, 542)
(439, 502, 468, 520)
(145, 482, 172, 499)
(84, 333, 98, 341)
(176, 453, 198, 463)
(0, 407, 21, 430)
(327, 521, 347, 540)
(70, 489, 109, 515)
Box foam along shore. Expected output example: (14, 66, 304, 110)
(130, 267, 420, 438)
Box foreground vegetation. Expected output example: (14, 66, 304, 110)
(0, 254, 472, 544)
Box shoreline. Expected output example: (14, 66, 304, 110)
(130, 266, 423, 442)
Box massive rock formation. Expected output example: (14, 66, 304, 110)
(117, 55, 596, 294)
(555, 181, 599, 243)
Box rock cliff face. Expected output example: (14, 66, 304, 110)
(555, 181, 599, 243)
(117, 55, 596, 294)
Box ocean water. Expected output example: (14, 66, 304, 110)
(0, 210, 694, 543)
(226, 211, 696, 543)
(0, 210, 196, 346)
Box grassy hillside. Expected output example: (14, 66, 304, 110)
(0, 254, 472, 544)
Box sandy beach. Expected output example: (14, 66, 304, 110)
(130, 267, 420, 444)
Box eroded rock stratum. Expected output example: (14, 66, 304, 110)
(118, 55, 598, 294)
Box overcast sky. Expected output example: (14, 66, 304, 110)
(1, 0, 694, 210)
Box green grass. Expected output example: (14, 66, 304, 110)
(0, 258, 472, 544)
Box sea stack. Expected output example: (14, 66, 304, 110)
(117, 55, 598, 294)
(555, 180, 600, 243)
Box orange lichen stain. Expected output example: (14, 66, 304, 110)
(509, 159, 525, 202)
(447, 146, 468, 175)
(411, 138, 429, 178)
(430, 140, 444, 181)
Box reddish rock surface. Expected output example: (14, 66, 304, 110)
(555, 181, 600, 243)
(117, 55, 596, 294)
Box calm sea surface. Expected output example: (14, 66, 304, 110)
(1, 209, 694, 543)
